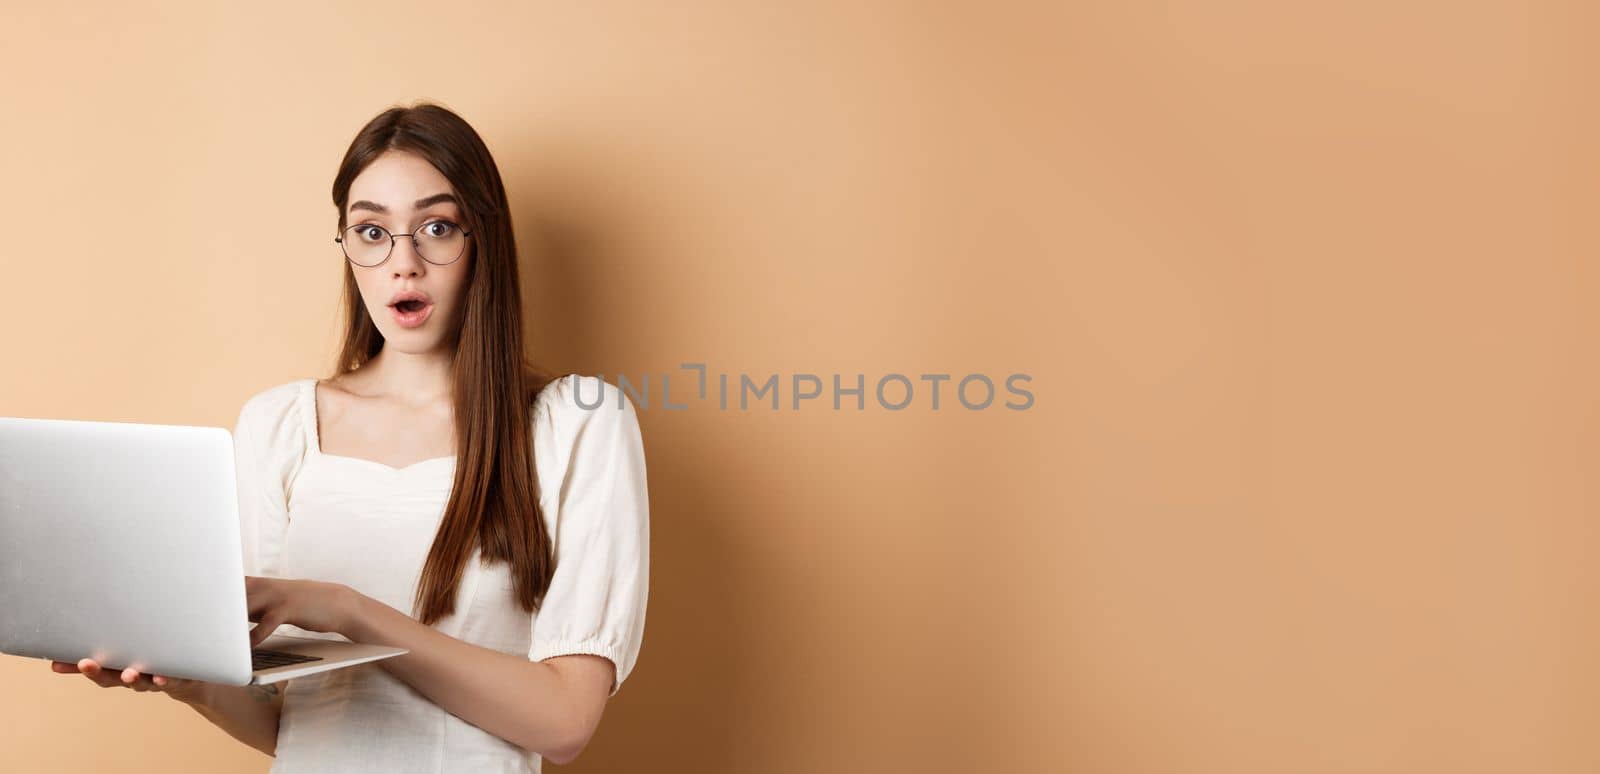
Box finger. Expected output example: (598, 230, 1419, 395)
(51, 660, 82, 674)
(150, 674, 196, 694)
(245, 577, 276, 618)
(247, 595, 273, 620)
(122, 666, 171, 692)
(250, 616, 284, 648)
(82, 662, 118, 688)
(79, 660, 122, 688)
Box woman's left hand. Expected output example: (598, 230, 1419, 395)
(246, 576, 360, 648)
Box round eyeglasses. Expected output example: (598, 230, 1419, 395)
(336, 220, 472, 268)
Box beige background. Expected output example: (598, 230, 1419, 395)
(1, 1, 1594, 772)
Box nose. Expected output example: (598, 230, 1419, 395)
(389, 234, 427, 277)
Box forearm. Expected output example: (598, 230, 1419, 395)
(174, 682, 284, 757)
(343, 592, 586, 761)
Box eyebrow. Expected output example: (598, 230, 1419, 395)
(349, 193, 460, 216)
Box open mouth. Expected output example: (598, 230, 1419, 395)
(389, 299, 435, 328)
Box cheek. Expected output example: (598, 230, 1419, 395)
(354, 275, 386, 314)
(443, 269, 472, 307)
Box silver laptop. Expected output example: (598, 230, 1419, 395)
(0, 414, 407, 685)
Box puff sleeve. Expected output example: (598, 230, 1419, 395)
(528, 377, 651, 698)
(233, 396, 291, 580)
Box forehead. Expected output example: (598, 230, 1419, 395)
(347, 150, 457, 212)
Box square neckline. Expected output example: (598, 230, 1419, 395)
(303, 378, 457, 474)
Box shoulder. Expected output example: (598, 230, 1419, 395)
(234, 378, 311, 448)
(534, 374, 639, 424)
(532, 374, 644, 460)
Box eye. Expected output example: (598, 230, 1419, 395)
(422, 221, 457, 238)
(355, 225, 388, 243)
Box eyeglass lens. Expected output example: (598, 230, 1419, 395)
(341, 222, 467, 267)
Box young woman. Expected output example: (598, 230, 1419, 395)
(50, 102, 650, 772)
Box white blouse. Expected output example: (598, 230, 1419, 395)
(230, 374, 650, 774)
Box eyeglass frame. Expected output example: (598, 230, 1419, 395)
(334, 219, 474, 267)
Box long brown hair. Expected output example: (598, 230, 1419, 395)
(329, 101, 555, 624)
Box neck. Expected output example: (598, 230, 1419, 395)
(358, 345, 455, 405)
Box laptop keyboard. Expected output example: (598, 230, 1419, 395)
(252, 649, 324, 671)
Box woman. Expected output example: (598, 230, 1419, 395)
(50, 102, 650, 772)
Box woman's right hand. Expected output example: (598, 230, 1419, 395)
(49, 658, 209, 705)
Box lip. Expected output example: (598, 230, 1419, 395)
(389, 300, 435, 329)
(388, 289, 433, 307)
